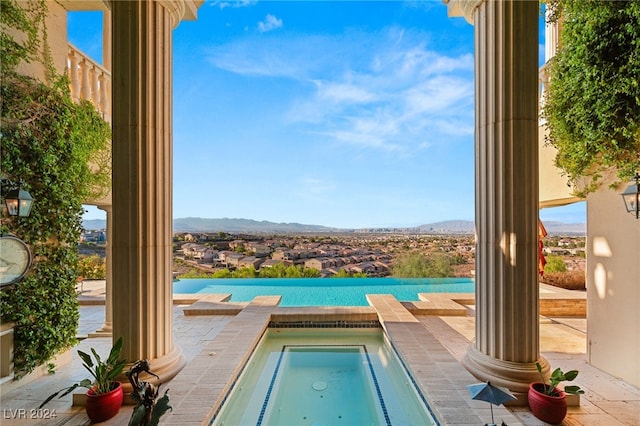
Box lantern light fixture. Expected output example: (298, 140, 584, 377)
(1, 178, 34, 218)
(621, 173, 640, 219)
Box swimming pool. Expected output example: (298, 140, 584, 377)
(212, 328, 438, 426)
(173, 277, 474, 307)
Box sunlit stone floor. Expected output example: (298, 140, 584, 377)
(0, 281, 637, 425)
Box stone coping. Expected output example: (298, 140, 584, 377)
(164, 294, 524, 426)
(79, 280, 585, 317)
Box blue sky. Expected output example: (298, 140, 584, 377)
(71, 1, 586, 228)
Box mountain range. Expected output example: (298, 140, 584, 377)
(82, 217, 586, 235)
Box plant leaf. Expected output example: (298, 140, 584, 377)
(107, 337, 123, 364)
(564, 385, 584, 394)
(564, 370, 579, 381)
(77, 350, 93, 368)
(128, 404, 146, 426)
(149, 389, 172, 426)
(90, 347, 102, 365)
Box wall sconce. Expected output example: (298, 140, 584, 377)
(1, 179, 34, 218)
(621, 173, 640, 219)
(0, 178, 34, 287)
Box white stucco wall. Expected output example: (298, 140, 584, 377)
(586, 186, 640, 387)
(538, 131, 582, 208)
(13, 2, 68, 80)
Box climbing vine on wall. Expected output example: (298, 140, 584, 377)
(543, 0, 640, 194)
(1, 0, 111, 377)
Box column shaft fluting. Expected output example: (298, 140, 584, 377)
(462, 0, 548, 395)
(111, 0, 184, 383)
(91, 206, 113, 336)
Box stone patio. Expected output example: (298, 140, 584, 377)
(0, 280, 637, 425)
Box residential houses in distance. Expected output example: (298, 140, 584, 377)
(174, 232, 477, 277)
(78, 229, 585, 278)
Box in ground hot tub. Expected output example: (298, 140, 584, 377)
(212, 328, 438, 426)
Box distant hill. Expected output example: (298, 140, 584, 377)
(172, 217, 340, 233)
(82, 217, 585, 235)
(83, 219, 107, 230)
(540, 221, 586, 235)
(415, 220, 475, 234)
(415, 220, 585, 235)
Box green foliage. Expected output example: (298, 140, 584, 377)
(40, 337, 126, 407)
(0, 0, 45, 73)
(178, 268, 215, 278)
(212, 268, 233, 278)
(544, 255, 567, 273)
(129, 388, 172, 426)
(77, 255, 106, 280)
(193, 263, 322, 279)
(544, 0, 640, 192)
(331, 269, 368, 278)
(234, 266, 258, 278)
(258, 262, 320, 278)
(536, 362, 584, 396)
(392, 252, 453, 278)
(0, 0, 111, 377)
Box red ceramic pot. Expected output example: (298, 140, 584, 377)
(528, 382, 567, 425)
(85, 381, 124, 423)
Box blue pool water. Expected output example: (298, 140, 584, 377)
(212, 329, 437, 425)
(173, 277, 474, 307)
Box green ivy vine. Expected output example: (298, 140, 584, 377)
(1, 0, 111, 377)
(543, 0, 640, 195)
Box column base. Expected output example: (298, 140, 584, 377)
(119, 345, 186, 404)
(88, 323, 113, 338)
(462, 345, 550, 405)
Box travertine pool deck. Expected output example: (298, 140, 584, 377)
(0, 280, 637, 425)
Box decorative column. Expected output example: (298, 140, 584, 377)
(446, 0, 548, 398)
(544, 4, 559, 63)
(89, 206, 113, 337)
(111, 0, 186, 386)
(102, 9, 111, 71)
(101, 9, 112, 123)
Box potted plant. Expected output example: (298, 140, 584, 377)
(40, 337, 126, 423)
(528, 362, 584, 424)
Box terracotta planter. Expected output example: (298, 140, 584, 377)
(528, 382, 567, 425)
(86, 381, 123, 423)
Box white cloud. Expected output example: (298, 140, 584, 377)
(211, 0, 256, 10)
(258, 14, 283, 33)
(205, 27, 474, 152)
(315, 81, 377, 104)
(205, 35, 331, 78)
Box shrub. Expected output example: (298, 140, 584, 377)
(544, 0, 640, 191)
(76, 255, 106, 280)
(544, 255, 567, 274)
(542, 271, 585, 291)
(1, 0, 110, 375)
(392, 252, 453, 278)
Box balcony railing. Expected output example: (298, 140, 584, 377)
(67, 43, 111, 123)
(539, 62, 549, 124)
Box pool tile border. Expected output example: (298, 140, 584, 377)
(269, 320, 381, 328)
(255, 345, 392, 426)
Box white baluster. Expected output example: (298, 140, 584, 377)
(68, 44, 111, 122)
(68, 50, 80, 102)
(80, 58, 91, 101)
(91, 66, 100, 107)
(99, 73, 109, 122)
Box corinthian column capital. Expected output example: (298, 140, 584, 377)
(444, 0, 484, 24)
(157, 0, 202, 28)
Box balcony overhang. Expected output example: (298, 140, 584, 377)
(58, 1, 110, 12)
(58, 1, 204, 22)
(444, 0, 483, 24)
